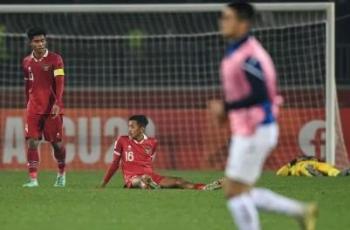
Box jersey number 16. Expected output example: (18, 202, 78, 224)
(125, 151, 134, 162)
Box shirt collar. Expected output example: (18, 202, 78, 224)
(31, 49, 48, 62)
(130, 134, 148, 144)
(225, 34, 250, 57)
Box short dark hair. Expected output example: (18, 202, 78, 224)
(129, 115, 149, 128)
(227, 1, 255, 21)
(27, 27, 47, 40)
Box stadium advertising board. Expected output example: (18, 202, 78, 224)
(1, 108, 349, 170)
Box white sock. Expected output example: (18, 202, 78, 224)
(250, 188, 304, 217)
(227, 193, 260, 230)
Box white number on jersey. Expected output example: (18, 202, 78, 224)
(125, 151, 134, 162)
(28, 67, 34, 81)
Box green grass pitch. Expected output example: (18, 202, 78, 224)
(0, 171, 349, 230)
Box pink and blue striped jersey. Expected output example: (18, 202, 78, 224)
(220, 35, 282, 136)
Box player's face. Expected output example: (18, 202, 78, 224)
(30, 35, 47, 54)
(128, 120, 145, 139)
(219, 7, 248, 39)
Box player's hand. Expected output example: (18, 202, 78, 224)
(208, 100, 227, 126)
(51, 104, 60, 118)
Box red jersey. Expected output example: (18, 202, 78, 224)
(113, 135, 158, 183)
(22, 50, 65, 114)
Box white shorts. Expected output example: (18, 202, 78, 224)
(225, 123, 279, 185)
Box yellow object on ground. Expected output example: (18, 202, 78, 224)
(276, 157, 340, 177)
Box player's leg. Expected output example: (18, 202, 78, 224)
(154, 172, 222, 190)
(224, 135, 261, 230)
(127, 173, 222, 190)
(158, 176, 206, 190)
(44, 115, 66, 187)
(23, 114, 42, 187)
(248, 124, 317, 230)
(250, 188, 317, 230)
(127, 175, 159, 189)
(202, 178, 224, 191)
(124, 175, 159, 189)
(51, 141, 66, 187)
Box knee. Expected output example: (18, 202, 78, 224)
(27, 139, 39, 149)
(51, 142, 63, 152)
(131, 176, 146, 189)
(174, 178, 185, 186)
(223, 179, 251, 199)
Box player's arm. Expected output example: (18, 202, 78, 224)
(298, 163, 314, 177)
(151, 140, 158, 162)
(264, 55, 283, 115)
(208, 99, 227, 126)
(101, 138, 122, 188)
(315, 162, 340, 177)
(51, 55, 65, 117)
(224, 57, 269, 111)
(22, 60, 30, 105)
(276, 164, 290, 176)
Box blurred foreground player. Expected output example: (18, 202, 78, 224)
(22, 27, 66, 187)
(209, 2, 317, 229)
(101, 115, 222, 190)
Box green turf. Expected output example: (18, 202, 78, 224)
(0, 171, 349, 230)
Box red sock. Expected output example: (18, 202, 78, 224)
(194, 183, 206, 190)
(54, 146, 66, 175)
(27, 148, 39, 180)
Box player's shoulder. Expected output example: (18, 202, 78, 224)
(146, 137, 158, 145)
(48, 51, 63, 60)
(250, 37, 272, 59)
(115, 135, 130, 143)
(22, 55, 32, 65)
(225, 37, 257, 64)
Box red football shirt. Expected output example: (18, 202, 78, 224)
(113, 135, 158, 182)
(22, 50, 65, 114)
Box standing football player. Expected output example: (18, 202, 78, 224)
(22, 27, 66, 187)
(209, 2, 317, 229)
(101, 115, 222, 190)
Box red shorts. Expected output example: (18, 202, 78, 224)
(25, 114, 63, 142)
(124, 173, 165, 188)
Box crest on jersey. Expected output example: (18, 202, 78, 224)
(41, 64, 50, 71)
(144, 146, 152, 155)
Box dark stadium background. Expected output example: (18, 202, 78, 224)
(0, 0, 349, 162)
(0, 0, 348, 98)
(0, 3, 349, 230)
(0, 0, 347, 101)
